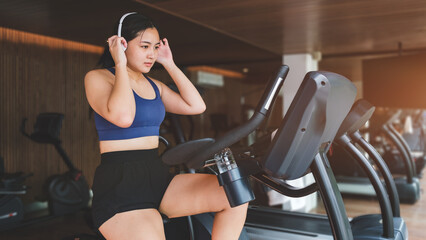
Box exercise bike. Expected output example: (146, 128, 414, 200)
(21, 112, 90, 216)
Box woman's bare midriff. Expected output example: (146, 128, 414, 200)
(99, 136, 159, 153)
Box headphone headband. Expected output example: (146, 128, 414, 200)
(117, 12, 137, 37)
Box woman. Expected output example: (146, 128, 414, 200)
(84, 12, 248, 240)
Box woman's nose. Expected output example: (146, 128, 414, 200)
(147, 48, 155, 59)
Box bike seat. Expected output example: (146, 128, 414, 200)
(161, 138, 215, 166)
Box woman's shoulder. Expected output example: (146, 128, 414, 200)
(85, 68, 115, 85)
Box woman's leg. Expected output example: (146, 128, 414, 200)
(159, 173, 248, 240)
(99, 209, 165, 240)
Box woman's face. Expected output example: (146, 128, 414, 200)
(126, 28, 160, 73)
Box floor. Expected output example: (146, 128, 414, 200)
(313, 174, 426, 240)
(0, 176, 424, 240)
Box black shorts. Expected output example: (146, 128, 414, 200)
(91, 148, 174, 229)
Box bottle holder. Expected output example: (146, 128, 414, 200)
(217, 167, 255, 207)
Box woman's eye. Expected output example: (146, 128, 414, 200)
(141, 46, 148, 49)
(155, 46, 160, 50)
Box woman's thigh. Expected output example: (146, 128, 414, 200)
(99, 209, 165, 240)
(159, 173, 229, 218)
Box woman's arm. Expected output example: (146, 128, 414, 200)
(156, 38, 206, 115)
(84, 36, 136, 127)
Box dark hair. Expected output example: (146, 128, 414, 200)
(98, 13, 158, 68)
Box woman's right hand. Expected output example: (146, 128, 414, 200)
(107, 35, 127, 67)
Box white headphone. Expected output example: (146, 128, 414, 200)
(117, 12, 137, 51)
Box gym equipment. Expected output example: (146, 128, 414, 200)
(21, 113, 91, 216)
(331, 109, 421, 204)
(244, 81, 407, 239)
(384, 109, 425, 176)
(0, 156, 32, 228)
(243, 70, 357, 240)
(163, 68, 360, 239)
(381, 112, 421, 204)
(1, 113, 90, 232)
(332, 99, 406, 239)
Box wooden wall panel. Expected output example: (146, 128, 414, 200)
(138, 0, 426, 56)
(0, 27, 103, 203)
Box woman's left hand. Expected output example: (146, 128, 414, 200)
(156, 38, 174, 67)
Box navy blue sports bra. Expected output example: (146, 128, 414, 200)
(94, 68, 165, 141)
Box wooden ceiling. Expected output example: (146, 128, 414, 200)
(1, 0, 426, 77)
(136, 0, 426, 57)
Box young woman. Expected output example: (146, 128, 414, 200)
(84, 12, 248, 240)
